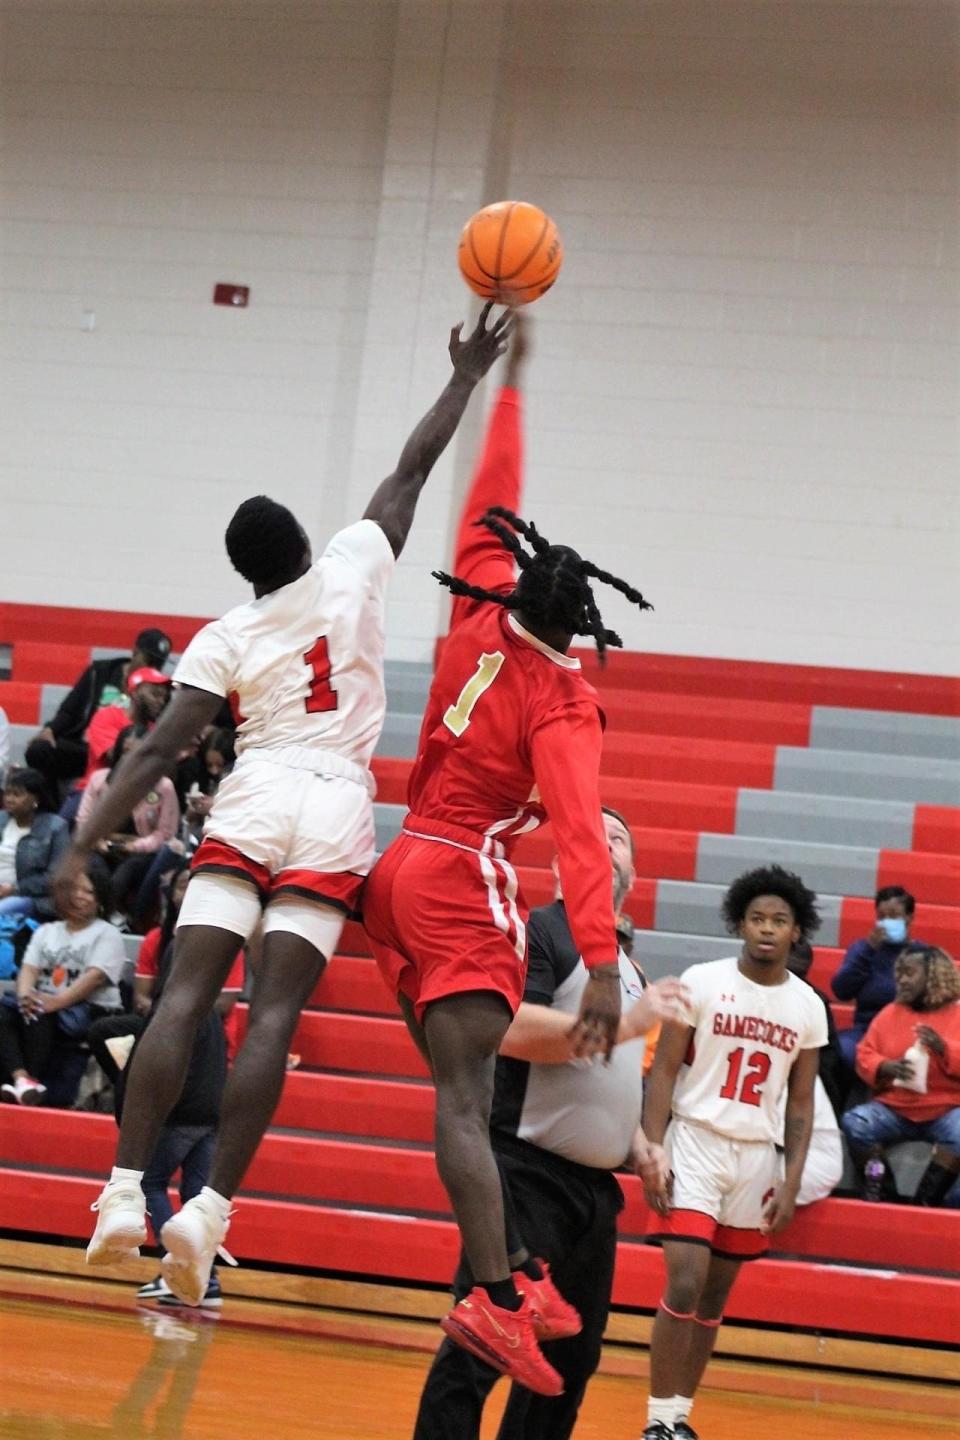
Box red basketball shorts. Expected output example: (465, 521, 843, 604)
(362, 818, 529, 1024)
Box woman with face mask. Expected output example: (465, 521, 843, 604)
(830, 885, 928, 1083)
(842, 947, 960, 1206)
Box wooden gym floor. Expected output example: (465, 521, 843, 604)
(0, 1267, 954, 1440)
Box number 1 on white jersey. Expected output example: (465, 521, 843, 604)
(443, 652, 505, 737)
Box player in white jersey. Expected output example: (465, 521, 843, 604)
(639, 866, 827, 1440)
(56, 305, 514, 1304)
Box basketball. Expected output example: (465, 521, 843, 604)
(458, 200, 563, 306)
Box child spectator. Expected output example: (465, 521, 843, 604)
(78, 729, 179, 930)
(0, 768, 68, 922)
(0, 860, 125, 1104)
(831, 885, 927, 1077)
(843, 947, 960, 1206)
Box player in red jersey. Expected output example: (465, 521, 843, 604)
(364, 316, 653, 1396)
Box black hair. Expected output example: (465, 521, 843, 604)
(203, 727, 236, 770)
(601, 804, 635, 859)
(433, 507, 651, 664)
(225, 495, 306, 588)
(159, 859, 190, 952)
(69, 854, 113, 920)
(106, 726, 136, 775)
(3, 766, 53, 812)
(875, 884, 915, 917)
(722, 864, 821, 940)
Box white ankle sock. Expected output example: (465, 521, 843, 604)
(647, 1396, 675, 1428)
(200, 1185, 232, 1220)
(674, 1395, 694, 1423)
(110, 1166, 144, 1184)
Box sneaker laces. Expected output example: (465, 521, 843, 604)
(90, 1183, 142, 1214)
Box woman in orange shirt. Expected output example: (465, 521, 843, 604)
(843, 947, 960, 1206)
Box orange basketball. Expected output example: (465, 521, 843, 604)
(458, 200, 563, 306)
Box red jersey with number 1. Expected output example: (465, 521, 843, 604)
(173, 520, 395, 768)
(405, 387, 619, 973)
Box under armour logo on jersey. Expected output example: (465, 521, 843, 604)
(720, 993, 736, 1003)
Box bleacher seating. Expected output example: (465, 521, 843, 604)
(1, 604, 958, 1349)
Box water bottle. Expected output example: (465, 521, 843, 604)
(863, 1154, 886, 1202)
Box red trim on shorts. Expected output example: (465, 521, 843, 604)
(647, 1208, 716, 1246)
(191, 838, 270, 898)
(712, 1224, 769, 1260)
(269, 868, 364, 919)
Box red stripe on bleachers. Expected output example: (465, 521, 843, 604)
(0, 681, 43, 724)
(5, 1111, 956, 1276)
(912, 805, 960, 855)
(1, 1169, 957, 1343)
(839, 897, 960, 953)
(271, 1072, 434, 1141)
(568, 649, 960, 717)
(0, 602, 206, 653)
(310, 955, 396, 1014)
(599, 734, 777, 788)
(877, 849, 960, 909)
(11, 642, 93, 684)
(236, 1010, 431, 1079)
(599, 690, 813, 746)
(514, 826, 700, 881)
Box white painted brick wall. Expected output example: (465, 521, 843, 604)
(1, 0, 957, 675)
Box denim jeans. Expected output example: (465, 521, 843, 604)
(142, 1125, 216, 1246)
(841, 1099, 960, 1161)
(0, 895, 37, 921)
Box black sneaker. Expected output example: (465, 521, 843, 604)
(642, 1425, 674, 1439)
(675, 1423, 699, 1440)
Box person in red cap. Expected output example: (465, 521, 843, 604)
(84, 668, 173, 783)
(26, 629, 172, 790)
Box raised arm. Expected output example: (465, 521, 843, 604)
(54, 685, 222, 906)
(363, 304, 513, 558)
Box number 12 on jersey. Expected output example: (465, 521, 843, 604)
(443, 652, 505, 737)
(718, 1047, 771, 1107)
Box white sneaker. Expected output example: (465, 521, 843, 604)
(86, 1179, 148, 1265)
(1, 1077, 47, 1105)
(160, 1195, 236, 1307)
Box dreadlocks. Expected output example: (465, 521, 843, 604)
(433, 506, 651, 663)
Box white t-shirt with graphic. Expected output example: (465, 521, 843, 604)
(22, 918, 127, 1010)
(673, 955, 828, 1144)
(174, 520, 395, 767)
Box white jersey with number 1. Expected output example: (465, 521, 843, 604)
(174, 519, 395, 766)
(673, 956, 828, 1144)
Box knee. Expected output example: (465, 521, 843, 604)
(663, 1270, 702, 1315)
(243, 998, 301, 1050)
(840, 1105, 875, 1152)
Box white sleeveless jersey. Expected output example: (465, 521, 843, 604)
(174, 520, 394, 768)
(672, 956, 828, 1144)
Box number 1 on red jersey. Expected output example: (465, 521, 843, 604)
(443, 652, 505, 737)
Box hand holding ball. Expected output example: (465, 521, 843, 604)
(458, 201, 562, 306)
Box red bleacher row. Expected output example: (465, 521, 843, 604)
(1, 1145, 957, 1347)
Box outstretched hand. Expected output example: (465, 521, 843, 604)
(567, 963, 622, 1062)
(449, 303, 514, 383)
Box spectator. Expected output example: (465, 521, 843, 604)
(0, 706, 9, 783)
(26, 628, 172, 789)
(842, 947, 960, 1206)
(0, 860, 125, 1104)
(412, 809, 687, 1440)
(785, 940, 843, 1207)
(82, 667, 173, 787)
(77, 729, 179, 929)
(0, 768, 69, 922)
(831, 885, 927, 1077)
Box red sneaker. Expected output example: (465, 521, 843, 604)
(440, 1288, 564, 1396)
(513, 1261, 582, 1341)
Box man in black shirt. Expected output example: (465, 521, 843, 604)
(412, 808, 687, 1440)
(26, 628, 172, 787)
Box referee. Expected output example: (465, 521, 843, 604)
(412, 807, 687, 1440)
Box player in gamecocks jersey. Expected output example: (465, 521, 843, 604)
(364, 315, 654, 1396)
(57, 305, 513, 1304)
(639, 865, 827, 1440)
